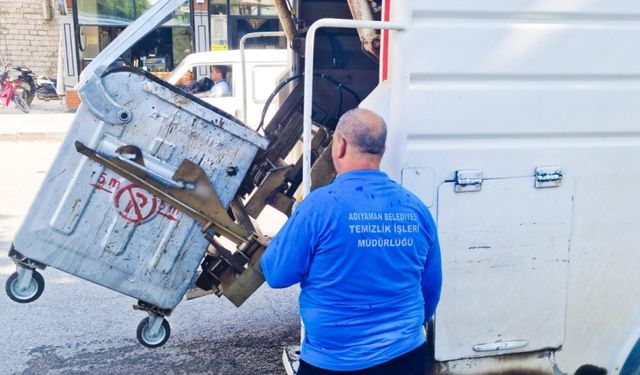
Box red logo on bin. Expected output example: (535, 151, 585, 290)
(113, 184, 158, 224)
(91, 171, 181, 223)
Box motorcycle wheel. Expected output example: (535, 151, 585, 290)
(12, 94, 30, 113)
(15, 81, 34, 105)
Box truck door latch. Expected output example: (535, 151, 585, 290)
(535, 166, 563, 188)
(455, 170, 483, 193)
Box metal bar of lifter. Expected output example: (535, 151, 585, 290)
(302, 18, 405, 197)
(74, 141, 249, 244)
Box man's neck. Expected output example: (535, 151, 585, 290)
(337, 162, 381, 175)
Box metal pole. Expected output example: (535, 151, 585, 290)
(239, 31, 286, 124)
(273, 0, 297, 45)
(302, 18, 404, 197)
(346, 0, 380, 59)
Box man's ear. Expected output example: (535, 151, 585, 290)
(337, 137, 347, 158)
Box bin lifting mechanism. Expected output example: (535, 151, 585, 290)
(74, 141, 269, 308)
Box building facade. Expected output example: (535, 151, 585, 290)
(2, 1, 283, 108)
(0, 0, 60, 77)
(62, 0, 282, 85)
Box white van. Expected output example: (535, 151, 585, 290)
(166, 49, 288, 129)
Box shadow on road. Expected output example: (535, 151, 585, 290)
(20, 321, 299, 375)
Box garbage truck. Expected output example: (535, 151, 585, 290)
(5, 0, 640, 373)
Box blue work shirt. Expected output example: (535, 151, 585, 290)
(260, 169, 442, 371)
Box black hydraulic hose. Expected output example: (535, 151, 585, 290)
(319, 73, 360, 103)
(318, 29, 345, 69)
(335, 83, 344, 121)
(257, 73, 304, 132)
(257, 73, 362, 133)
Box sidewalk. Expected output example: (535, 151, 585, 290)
(0, 100, 72, 141)
(0, 113, 73, 141)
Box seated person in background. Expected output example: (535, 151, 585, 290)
(176, 76, 211, 94)
(209, 66, 231, 97)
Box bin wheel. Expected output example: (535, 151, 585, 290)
(136, 316, 170, 348)
(5, 271, 44, 303)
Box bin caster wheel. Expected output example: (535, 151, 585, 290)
(136, 316, 170, 348)
(5, 270, 45, 303)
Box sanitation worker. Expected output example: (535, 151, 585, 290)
(260, 108, 442, 374)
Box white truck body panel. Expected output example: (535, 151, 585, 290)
(366, 0, 640, 372)
(435, 176, 573, 361)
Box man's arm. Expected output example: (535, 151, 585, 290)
(260, 202, 315, 288)
(209, 84, 222, 98)
(422, 231, 442, 321)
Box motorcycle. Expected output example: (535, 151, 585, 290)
(1, 65, 30, 113)
(35, 76, 60, 101)
(12, 66, 60, 104)
(12, 66, 36, 105)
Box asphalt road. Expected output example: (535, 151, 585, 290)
(0, 139, 300, 375)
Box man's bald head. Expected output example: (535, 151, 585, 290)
(335, 108, 387, 156)
(332, 108, 387, 174)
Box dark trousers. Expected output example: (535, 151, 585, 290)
(297, 342, 428, 375)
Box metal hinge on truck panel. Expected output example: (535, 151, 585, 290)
(454, 170, 483, 193)
(454, 167, 563, 192)
(535, 166, 563, 188)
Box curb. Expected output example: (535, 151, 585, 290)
(0, 132, 67, 142)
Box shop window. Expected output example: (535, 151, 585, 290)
(210, 0, 229, 50)
(77, 0, 135, 25)
(77, 0, 191, 25)
(75, 0, 192, 73)
(211, 15, 229, 50)
(211, 0, 228, 15)
(132, 27, 193, 73)
(78, 25, 127, 70)
(229, 18, 283, 49)
(230, 0, 276, 16)
(137, 1, 191, 27)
